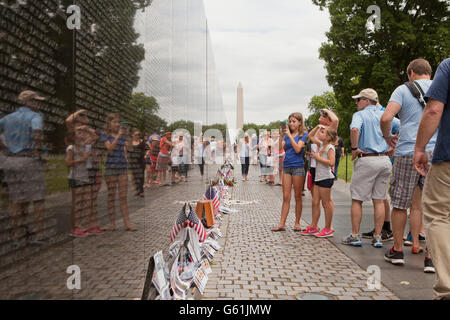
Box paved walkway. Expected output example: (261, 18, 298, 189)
(0, 163, 434, 300)
(202, 166, 398, 300)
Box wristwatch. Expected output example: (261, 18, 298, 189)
(351, 147, 358, 151)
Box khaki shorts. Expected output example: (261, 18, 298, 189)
(350, 156, 392, 201)
(3, 156, 46, 202)
(422, 162, 450, 298)
(390, 152, 432, 210)
(423, 162, 450, 220)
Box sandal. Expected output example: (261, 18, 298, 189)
(125, 224, 137, 232)
(101, 225, 116, 232)
(271, 227, 286, 232)
(293, 226, 302, 232)
(412, 246, 424, 254)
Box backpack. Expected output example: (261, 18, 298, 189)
(404, 81, 426, 109)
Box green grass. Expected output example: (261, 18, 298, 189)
(45, 157, 70, 195)
(337, 154, 354, 183)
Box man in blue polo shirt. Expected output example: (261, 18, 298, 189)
(342, 88, 400, 248)
(0, 90, 47, 248)
(414, 57, 450, 300)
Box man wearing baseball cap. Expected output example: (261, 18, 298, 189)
(0, 90, 47, 248)
(342, 88, 400, 248)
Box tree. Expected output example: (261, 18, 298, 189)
(147, 113, 168, 135)
(242, 123, 260, 134)
(167, 120, 195, 137)
(312, 0, 450, 145)
(128, 92, 164, 134)
(203, 123, 229, 142)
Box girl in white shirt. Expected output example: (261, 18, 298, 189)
(308, 125, 337, 238)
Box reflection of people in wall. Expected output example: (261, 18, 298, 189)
(210, 136, 217, 164)
(66, 109, 103, 237)
(156, 131, 173, 186)
(0, 90, 47, 248)
(128, 129, 147, 197)
(101, 114, 136, 231)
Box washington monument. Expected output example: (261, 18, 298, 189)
(236, 82, 244, 132)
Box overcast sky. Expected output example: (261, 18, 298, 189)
(203, 0, 332, 128)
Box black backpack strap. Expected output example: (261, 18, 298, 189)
(404, 81, 426, 109)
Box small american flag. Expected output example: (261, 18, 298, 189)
(204, 186, 220, 213)
(187, 205, 206, 242)
(170, 205, 188, 242)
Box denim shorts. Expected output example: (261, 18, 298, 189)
(283, 167, 305, 176)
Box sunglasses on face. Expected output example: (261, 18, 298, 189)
(356, 97, 368, 102)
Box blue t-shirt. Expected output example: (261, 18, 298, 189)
(0, 107, 43, 154)
(389, 79, 437, 156)
(350, 105, 400, 153)
(424, 58, 450, 163)
(101, 133, 128, 169)
(283, 132, 308, 168)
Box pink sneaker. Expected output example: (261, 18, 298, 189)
(314, 228, 334, 238)
(301, 226, 320, 236)
(85, 226, 105, 236)
(70, 228, 88, 238)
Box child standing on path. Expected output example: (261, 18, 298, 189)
(308, 125, 337, 238)
(65, 110, 103, 237)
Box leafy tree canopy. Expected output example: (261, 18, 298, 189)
(312, 0, 450, 147)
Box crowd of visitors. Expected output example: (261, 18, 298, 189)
(267, 57, 448, 299)
(1, 57, 448, 300)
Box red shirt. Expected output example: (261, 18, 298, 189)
(160, 137, 171, 155)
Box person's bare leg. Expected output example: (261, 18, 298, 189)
(84, 185, 95, 228)
(162, 170, 167, 185)
(171, 170, 176, 183)
(310, 185, 320, 229)
(319, 187, 333, 230)
(33, 199, 45, 238)
(351, 200, 363, 235)
(292, 175, 305, 230)
(372, 199, 385, 237)
(105, 176, 117, 230)
(409, 186, 423, 249)
(119, 174, 136, 231)
(392, 207, 407, 252)
(274, 174, 292, 229)
(70, 188, 77, 230)
(1, 188, 9, 210)
(10, 201, 23, 241)
(91, 175, 101, 227)
(384, 199, 391, 224)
